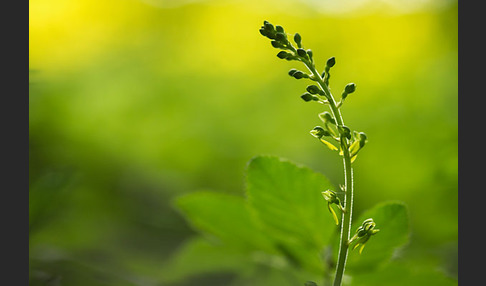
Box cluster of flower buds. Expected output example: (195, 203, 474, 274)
(322, 190, 345, 225)
(300, 84, 326, 102)
(348, 218, 380, 254)
(259, 20, 361, 112)
(259, 21, 290, 48)
(259, 21, 316, 81)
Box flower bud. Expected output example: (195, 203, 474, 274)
(275, 32, 287, 42)
(306, 49, 313, 61)
(296, 48, 307, 58)
(259, 28, 267, 37)
(326, 57, 336, 68)
(260, 21, 277, 39)
(338, 125, 351, 139)
(293, 71, 304, 79)
(288, 68, 298, 76)
(264, 21, 274, 32)
(358, 132, 367, 147)
(306, 85, 321, 95)
(291, 70, 307, 79)
(294, 33, 302, 48)
(345, 83, 356, 94)
(319, 112, 336, 125)
(322, 190, 340, 204)
(310, 126, 328, 138)
(271, 40, 284, 49)
(276, 51, 290, 59)
(275, 25, 285, 33)
(300, 92, 317, 102)
(322, 190, 343, 225)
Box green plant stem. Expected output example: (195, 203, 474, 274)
(296, 54, 354, 286)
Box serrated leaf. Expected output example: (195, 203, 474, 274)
(245, 155, 338, 272)
(346, 201, 409, 273)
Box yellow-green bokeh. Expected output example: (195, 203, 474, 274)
(30, 0, 457, 284)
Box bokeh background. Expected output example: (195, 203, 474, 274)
(29, 0, 458, 285)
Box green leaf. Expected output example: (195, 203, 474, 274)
(348, 260, 457, 286)
(160, 237, 253, 284)
(346, 201, 409, 273)
(174, 191, 273, 252)
(245, 155, 338, 272)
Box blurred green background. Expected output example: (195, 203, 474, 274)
(29, 0, 457, 285)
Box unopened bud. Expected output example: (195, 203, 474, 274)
(277, 51, 290, 59)
(326, 57, 336, 68)
(306, 49, 313, 61)
(291, 71, 307, 79)
(275, 32, 287, 42)
(294, 33, 302, 48)
(306, 85, 321, 95)
(259, 28, 267, 37)
(358, 132, 367, 147)
(338, 125, 351, 139)
(271, 40, 284, 49)
(345, 83, 356, 94)
(264, 21, 274, 32)
(296, 48, 307, 58)
(301, 92, 317, 102)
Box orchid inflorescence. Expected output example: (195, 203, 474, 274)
(259, 20, 380, 286)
